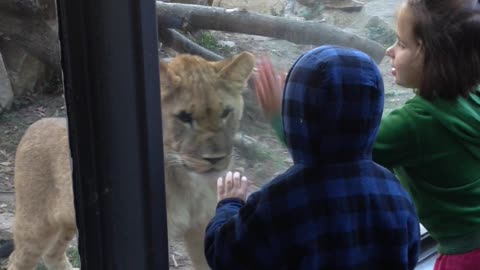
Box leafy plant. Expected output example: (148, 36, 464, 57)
(198, 31, 220, 51)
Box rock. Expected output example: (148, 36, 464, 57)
(363, 0, 403, 28)
(218, 40, 236, 48)
(0, 52, 13, 114)
(169, 0, 212, 5)
(38, 0, 57, 20)
(0, 40, 47, 97)
(364, 16, 396, 47)
(297, 0, 364, 12)
(297, 0, 318, 9)
(0, 213, 13, 233)
(284, 0, 297, 17)
(324, 0, 365, 12)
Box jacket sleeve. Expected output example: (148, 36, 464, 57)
(373, 107, 420, 170)
(271, 112, 286, 146)
(204, 192, 285, 270)
(407, 215, 420, 270)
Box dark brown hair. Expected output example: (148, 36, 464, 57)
(407, 0, 480, 100)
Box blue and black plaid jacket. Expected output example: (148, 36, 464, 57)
(205, 46, 420, 270)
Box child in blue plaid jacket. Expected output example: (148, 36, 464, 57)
(204, 46, 420, 270)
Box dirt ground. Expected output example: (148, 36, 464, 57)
(0, 0, 412, 269)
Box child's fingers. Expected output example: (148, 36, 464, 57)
(263, 56, 277, 89)
(217, 177, 224, 199)
(262, 55, 274, 73)
(259, 56, 280, 92)
(258, 66, 276, 111)
(259, 55, 270, 67)
(253, 65, 266, 99)
(255, 74, 268, 110)
(253, 73, 262, 93)
(255, 56, 283, 120)
(264, 61, 281, 106)
(240, 176, 249, 195)
(225, 171, 233, 190)
(233, 171, 241, 189)
(256, 64, 269, 95)
(264, 61, 275, 88)
(253, 74, 267, 108)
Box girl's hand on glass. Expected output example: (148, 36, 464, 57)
(253, 56, 286, 122)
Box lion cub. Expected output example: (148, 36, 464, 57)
(8, 52, 255, 270)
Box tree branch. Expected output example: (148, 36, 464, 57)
(156, 2, 385, 63)
(158, 28, 223, 61)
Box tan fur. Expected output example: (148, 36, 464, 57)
(7, 52, 255, 270)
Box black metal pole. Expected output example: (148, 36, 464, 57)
(55, 0, 169, 268)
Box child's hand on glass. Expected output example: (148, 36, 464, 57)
(253, 56, 286, 123)
(217, 171, 249, 203)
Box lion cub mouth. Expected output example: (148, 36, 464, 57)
(182, 155, 231, 174)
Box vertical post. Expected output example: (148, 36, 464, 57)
(55, 0, 169, 268)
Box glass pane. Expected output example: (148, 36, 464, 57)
(0, 0, 76, 268)
(0, 0, 441, 269)
(158, 0, 435, 269)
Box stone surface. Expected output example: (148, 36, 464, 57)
(38, 0, 57, 20)
(0, 52, 13, 114)
(0, 40, 47, 97)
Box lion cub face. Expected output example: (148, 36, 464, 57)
(160, 52, 255, 173)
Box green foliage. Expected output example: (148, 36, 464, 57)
(196, 31, 234, 56)
(67, 248, 81, 268)
(198, 31, 220, 51)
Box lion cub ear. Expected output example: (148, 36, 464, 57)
(216, 52, 255, 85)
(159, 61, 181, 93)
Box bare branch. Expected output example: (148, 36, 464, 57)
(158, 28, 223, 61)
(156, 2, 385, 63)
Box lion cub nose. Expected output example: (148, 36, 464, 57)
(203, 156, 225, 164)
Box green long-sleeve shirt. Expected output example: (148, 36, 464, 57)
(373, 92, 480, 254)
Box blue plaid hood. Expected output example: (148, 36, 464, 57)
(205, 47, 420, 270)
(282, 46, 384, 164)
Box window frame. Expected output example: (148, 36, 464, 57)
(56, 0, 170, 268)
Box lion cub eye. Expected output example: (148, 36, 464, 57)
(221, 107, 232, 119)
(176, 111, 193, 124)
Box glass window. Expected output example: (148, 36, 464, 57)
(0, 0, 438, 269)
